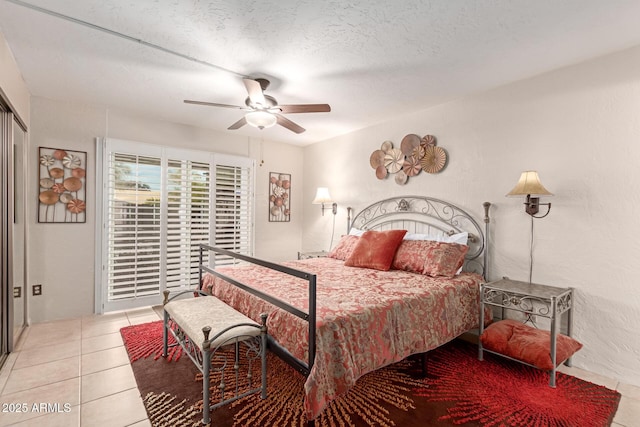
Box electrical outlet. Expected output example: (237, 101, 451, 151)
(33, 284, 42, 296)
(13, 287, 21, 298)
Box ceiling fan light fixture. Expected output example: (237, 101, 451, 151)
(245, 111, 277, 129)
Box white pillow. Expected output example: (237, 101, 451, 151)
(404, 231, 468, 245)
(348, 228, 365, 236)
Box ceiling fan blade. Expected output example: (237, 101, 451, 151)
(275, 114, 305, 134)
(243, 78, 267, 107)
(228, 117, 247, 130)
(184, 100, 248, 110)
(277, 104, 331, 114)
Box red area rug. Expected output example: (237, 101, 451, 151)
(121, 321, 620, 427)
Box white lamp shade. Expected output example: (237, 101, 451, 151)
(506, 171, 553, 197)
(245, 111, 277, 129)
(312, 187, 332, 204)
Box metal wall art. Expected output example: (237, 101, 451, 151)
(269, 172, 291, 222)
(369, 134, 448, 185)
(38, 147, 87, 223)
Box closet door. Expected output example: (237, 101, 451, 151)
(12, 117, 26, 346)
(0, 107, 8, 364)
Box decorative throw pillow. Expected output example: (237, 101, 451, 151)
(393, 240, 468, 277)
(344, 229, 407, 271)
(392, 240, 432, 274)
(480, 319, 583, 370)
(422, 241, 469, 278)
(327, 235, 360, 261)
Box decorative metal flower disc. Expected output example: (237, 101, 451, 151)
(395, 170, 408, 185)
(53, 149, 68, 160)
(381, 140, 393, 152)
(63, 177, 83, 192)
(39, 178, 55, 189)
(375, 165, 388, 180)
(67, 199, 86, 214)
(411, 145, 426, 161)
(369, 150, 386, 169)
(421, 134, 436, 148)
(421, 146, 447, 173)
(403, 156, 422, 177)
(49, 167, 64, 178)
(38, 190, 59, 205)
(384, 148, 404, 173)
(59, 193, 74, 203)
(63, 154, 81, 169)
(40, 155, 54, 166)
(272, 186, 285, 197)
(400, 134, 421, 156)
(52, 183, 66, 194)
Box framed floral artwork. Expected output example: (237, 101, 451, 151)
(268, 172, 291, 222)
(38, 147, 87, 223)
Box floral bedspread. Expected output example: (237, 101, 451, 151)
(201, 257, 483, 420)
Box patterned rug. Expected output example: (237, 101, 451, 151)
(121, 321, 621, 427)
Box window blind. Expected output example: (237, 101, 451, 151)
(99, 139, 254, 312)
(106, 153, 162, 302)
(166, 159, 210, 289)
(214, 163, 253, 265)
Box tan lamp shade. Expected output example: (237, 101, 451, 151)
(506, 171, 553, 197)
(312, 187, 333, 204)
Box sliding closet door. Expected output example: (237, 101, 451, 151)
(12, 117, 26, 346)
(0, 107, 9, 365)
(0, 106, 27, 365)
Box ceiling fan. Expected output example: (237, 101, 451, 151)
(184, 78, 331, 134)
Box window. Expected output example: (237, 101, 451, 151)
(97, 139, 254, 312)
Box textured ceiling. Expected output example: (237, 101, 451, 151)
(2, 0, 640, 145)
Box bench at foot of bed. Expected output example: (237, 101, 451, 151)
(162, 290, 268, 425)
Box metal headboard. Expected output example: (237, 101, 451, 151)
(347, 196, 491, 278)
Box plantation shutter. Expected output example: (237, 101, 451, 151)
(106, 152, 162, 303)
(99, 139, 254, 312)
(213, 157, 254, 265)
(166, 159, 210, 289)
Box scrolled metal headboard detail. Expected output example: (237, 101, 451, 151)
(348, 196, 491, 278)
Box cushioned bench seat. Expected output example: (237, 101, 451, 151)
(162, 291, 267, 425)
(164, 296, 262, 350)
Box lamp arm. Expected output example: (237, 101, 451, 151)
(524, 195, 551, 218)
(532, 202, 551, 219)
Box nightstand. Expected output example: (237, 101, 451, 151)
(297, 251, 328, 260)
(478, 277, 576, 387)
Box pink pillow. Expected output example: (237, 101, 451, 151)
(344, 229, 407, 271)
(480, 319, 583, 370)
(392, 240, 468, 278)
(328, 235, 360, 261)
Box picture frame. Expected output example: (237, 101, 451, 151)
(38, 146, 87, 223)
(268, 172, 291, 222)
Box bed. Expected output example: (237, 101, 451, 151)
(199, 196, 491, 423)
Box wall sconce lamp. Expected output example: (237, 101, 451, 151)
(312, 187, 337, 215)
(506, 171, 553, 218)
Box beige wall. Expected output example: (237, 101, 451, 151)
(0, 31, 29, 125)
(28, 97, 304, 323)
(303, 45, 640, 388)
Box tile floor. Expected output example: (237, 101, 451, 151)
(0, 307, 639, 426)
(0, 307, 159, 427)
